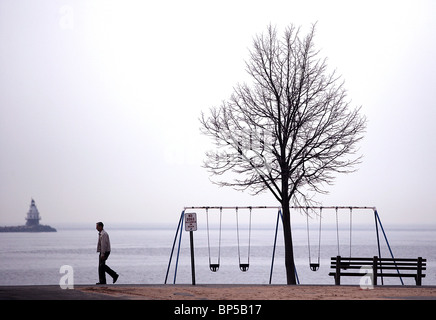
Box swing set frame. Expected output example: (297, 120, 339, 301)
(164, 206, 401, 285)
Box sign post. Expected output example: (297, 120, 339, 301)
(185, 212, 197, 285)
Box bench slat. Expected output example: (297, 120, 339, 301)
(328, 272, 426, 278)
(330, 257, 426, 262)
(330, 261, 426, 266)
(330, 265, 426, 270)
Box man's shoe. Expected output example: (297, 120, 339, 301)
(113, 274, 119, 284)
(96, 282, 106, 285)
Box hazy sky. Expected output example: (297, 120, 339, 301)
(1, 0, 435, 227)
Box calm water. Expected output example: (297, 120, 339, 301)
(0, 223, 435, 286)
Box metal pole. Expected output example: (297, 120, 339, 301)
(164, 211, 184, 284)
(269, 209, 281, 284)
(373, 209, 384, 285)
(184, 205, 376, 211)
(189, 230, 196, 285)
(375, 210, 404, 285)
(173, 211, 185, 284)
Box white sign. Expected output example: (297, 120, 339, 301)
(185, 212, 197, 231)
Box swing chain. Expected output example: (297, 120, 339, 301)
(236, 206, 251, 272)
(306, 207, 322, 271)
(349, 207, 353, 258)
(335, 207, 340, 256)
(206, 207, 212, 267)
(335, 207, 353, 258)
(317, 207, 322, 262)
(206, 207, 222, 272)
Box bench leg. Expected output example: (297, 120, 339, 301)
(372, 256, 378, 286)
(335, 256, 341, 285)
(417, 257, 423, 286)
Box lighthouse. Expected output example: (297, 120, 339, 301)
(25, 199, 41, 226)
(0, 199, 56, 232)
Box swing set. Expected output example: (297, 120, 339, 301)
(164, 206, 399, 285)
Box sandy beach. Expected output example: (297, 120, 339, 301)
(78, 284, 436, 300)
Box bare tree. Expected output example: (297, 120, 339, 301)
(200, 23, 366, 284)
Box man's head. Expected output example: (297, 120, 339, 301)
(96, 221, 104, 232)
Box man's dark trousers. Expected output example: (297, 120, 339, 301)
(98, 252, 117, 284)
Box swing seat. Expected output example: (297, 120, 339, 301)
(239, 263, 249, 272)
(210, 264, 220, 272)
(310, 263, 319, 272)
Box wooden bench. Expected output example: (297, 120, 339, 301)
(329, 256, 426, 286)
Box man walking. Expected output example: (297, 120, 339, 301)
(96, 222, 119, 284)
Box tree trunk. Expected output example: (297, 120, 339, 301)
(281, 196, 297, 285)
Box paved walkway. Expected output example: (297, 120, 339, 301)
(0, 285, 123, 300)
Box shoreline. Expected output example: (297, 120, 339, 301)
(0, 224, 57, 232)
